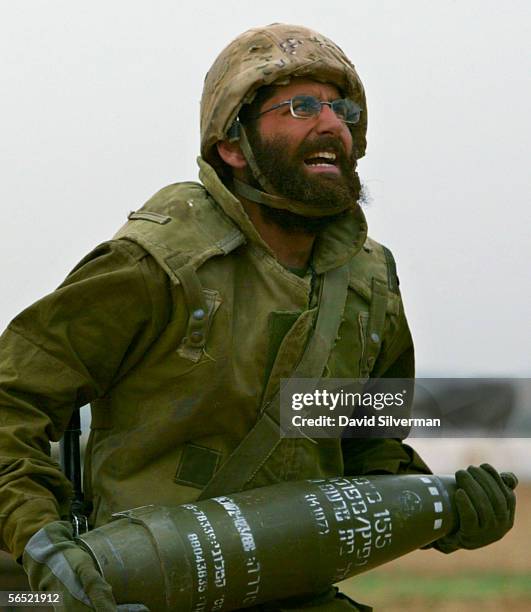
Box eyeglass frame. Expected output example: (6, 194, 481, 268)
(246, 94, 362, 125)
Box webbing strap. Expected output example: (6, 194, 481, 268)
(174, 264, 209, 362)
(198, 263, 350, 499)
(232, 179, 348, 218)
(238, 126, 277, 194)
(233, 179, 306, 214)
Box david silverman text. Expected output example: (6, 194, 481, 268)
(291, 415, 442, 427)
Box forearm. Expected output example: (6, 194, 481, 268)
(0, 328, 94, 558)
(0, 461, 68, 561)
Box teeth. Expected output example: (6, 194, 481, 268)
(308, 151, 336, 161)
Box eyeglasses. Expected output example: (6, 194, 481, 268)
(249, 94, 362, 125)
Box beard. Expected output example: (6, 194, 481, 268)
(243, 131, 364, 234)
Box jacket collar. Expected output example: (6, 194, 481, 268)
(197, 156, 368, 274)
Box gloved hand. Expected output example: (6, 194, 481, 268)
(23, 520, 149, 611)
(434, 464, 517, 554)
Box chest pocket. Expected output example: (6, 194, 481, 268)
(328, 277, 390, 380)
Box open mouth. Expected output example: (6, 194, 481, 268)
(303, 151, 339, 172)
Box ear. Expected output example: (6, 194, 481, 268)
(216, 140, 247, 169)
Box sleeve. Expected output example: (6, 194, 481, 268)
(0, 239, 172, 559)
(342, 282, 432, 477)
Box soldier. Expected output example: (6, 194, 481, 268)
(0, 23, 516, 611)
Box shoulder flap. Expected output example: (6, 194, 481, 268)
(113, 182, 246, 284)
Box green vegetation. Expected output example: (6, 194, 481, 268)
(346, 572, 531, 601)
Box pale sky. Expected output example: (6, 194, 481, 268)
(1, 0, 530, 376)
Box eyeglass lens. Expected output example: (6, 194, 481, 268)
(291, 95, 361, 124)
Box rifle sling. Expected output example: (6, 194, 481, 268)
(198, 263, 350, 500)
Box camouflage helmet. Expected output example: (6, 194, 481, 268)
(200, 23, 368, 171)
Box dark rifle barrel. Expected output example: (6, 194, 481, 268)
(59, 410, 84, 514)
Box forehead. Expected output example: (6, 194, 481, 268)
(264, 78, 342, 107)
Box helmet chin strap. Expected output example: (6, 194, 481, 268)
(232, 123, 353, 219)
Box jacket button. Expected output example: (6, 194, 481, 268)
(192, 308, 206, 320)
(370, 332, 380, 343)
(190, 331, 204, 343)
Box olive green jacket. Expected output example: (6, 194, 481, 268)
(0, 158, 429, 560)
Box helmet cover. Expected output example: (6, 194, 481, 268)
(200, 23, 368, 172)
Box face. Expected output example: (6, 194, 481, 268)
(256, 78, 354, 174)
(243, 78, 362, 230)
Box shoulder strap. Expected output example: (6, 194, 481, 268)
(116, 195, 246, 363)
(198, 263, 350, 499)
(381, 244, 400, 294)
(360, 277, 389, 379)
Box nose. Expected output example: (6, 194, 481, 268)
(319, 103, 344, 129)
(313, 103, 353, 152)
(314, 103, 344, 135)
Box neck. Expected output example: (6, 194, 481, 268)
(239, 197, 316, 269)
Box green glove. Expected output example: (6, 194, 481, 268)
(23, 520, 149, 611)
(434, 464, 517, 554)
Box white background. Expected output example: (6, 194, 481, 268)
(1, 0, 530, 377)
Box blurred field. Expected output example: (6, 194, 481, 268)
(338, 483, 531, 611)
